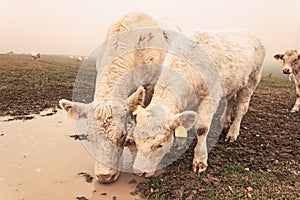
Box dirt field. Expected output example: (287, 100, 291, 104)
(0, 55, 299, 199)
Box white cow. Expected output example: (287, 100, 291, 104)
(129, 30, 265, 177)
(31, 52, 41, 60)
(7, 50, 14, 55)
(274, 49, 300, 112)
(76, 56, 82, 61)
(59, 12, 173, 183)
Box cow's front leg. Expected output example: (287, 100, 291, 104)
(291, 96, 300, 112)
(193, 126, 209, 173)
(193, 99, 216, 173)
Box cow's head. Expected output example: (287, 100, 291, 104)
(274, 49, 300, 75)
(59, 88, 143, 183)
(130, 88, 197, 177)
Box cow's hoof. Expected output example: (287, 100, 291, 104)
(225, 130, 238, 143)
(291, 108, 299, 113)
(133, 168, 146, 177)
(96, 173, 119, 184)
(192, 159, 207, 173)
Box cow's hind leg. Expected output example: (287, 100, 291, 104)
(225, 87, 254, 142)
(223, 95, 236, 130)
(225, 67, 261, 142)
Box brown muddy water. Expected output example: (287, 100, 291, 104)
(0, 110, 143, 200)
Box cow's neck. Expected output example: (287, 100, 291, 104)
(293, 61, 300, 83)
(94, 61, 134, 102)
(151, 86, 181, 115)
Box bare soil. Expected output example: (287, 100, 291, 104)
(137, 77, 300, 199)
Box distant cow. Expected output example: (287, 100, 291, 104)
(31, 52, 41, 60)
(76, 56, 82, 62)
(274, 49, 300, 112)
(7, 51, 14, 55)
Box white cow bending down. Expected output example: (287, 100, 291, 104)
(59, 12, 173, 183)
(274, 49, 300, 112)
(130, 30, 265, 177)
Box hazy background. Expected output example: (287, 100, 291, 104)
(1, 0, 300, 75)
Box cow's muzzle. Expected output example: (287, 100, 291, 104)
(282, 68, 292, 74)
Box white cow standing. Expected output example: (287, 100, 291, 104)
(129, 30, 265, 177)
(31, 52, 41, 60)
(274, 49, 300, 112)
(59, 12, 173, 183)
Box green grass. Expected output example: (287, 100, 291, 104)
(259, 77, 295, 91)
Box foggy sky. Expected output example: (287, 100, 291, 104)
(1, 0, 300, 69)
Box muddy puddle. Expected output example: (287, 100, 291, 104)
(0, 110, 143, 200)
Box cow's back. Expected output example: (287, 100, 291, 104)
(95, 12, 170, 102)
(158, 30, 265, 109)
(192, 30, 265, 97)
(193, 30, 265, 95)
(105, 12, 160, 38)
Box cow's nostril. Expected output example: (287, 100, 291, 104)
(282, 68, 291, 74)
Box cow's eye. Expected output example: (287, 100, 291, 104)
(152, 144, 163, 150)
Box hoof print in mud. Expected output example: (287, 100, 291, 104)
(69, 134, 89, 141)
(76, 196, 88, 200)
(128, 178, 137, 185)
(78, 172, 94, 183)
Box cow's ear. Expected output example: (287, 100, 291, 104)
(172, 111, 198, 131)
(59, 99, 89, 119)
(273, 54, 284, 60)
(171, 111, 197, 148)
(126, 86, 146, 115)
(298, 54, 300, 59)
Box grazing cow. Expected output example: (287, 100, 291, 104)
(31, 52, 41, 60)
(129, 30, 265, 177)
(59, 12, 173, 183)
(274, 49, 300, 112)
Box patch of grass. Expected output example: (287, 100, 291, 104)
(204, 164, 300, 199)
(148, 176, 170, 190)
(0, 54, 95, 116)
(259, 77, 295, 91)
(153, 193, 171, 200)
